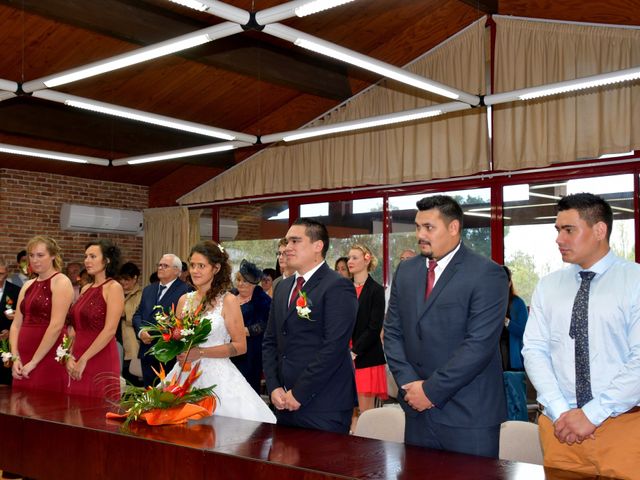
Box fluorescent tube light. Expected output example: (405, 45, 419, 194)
(256, 0, 355, 24)
(168, 0, 251, 23)
(112, 141, 250, 165)
(261, 101, 471, 143)
(32, 90, 257, 142)
(168, 0, 209, 11)
(485, 66, 640, 106)
(263, 24, 479, 105)
(44, 35, 211, 88)
(0, 78, 18, 92)
(294, 0, 355, 17)
(22, 23, 243, 92)
(0, 143, 109, 166)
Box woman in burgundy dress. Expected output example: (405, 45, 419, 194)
(66, 240, 123, 400)
(10, 236, 74, 392)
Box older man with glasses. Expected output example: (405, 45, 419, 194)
(132, 253, 190, 386)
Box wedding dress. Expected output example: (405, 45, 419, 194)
(166, 292, 276, 424)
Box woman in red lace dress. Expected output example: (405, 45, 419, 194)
(10, 236, 74, 392)
(66, 240, 124, 400)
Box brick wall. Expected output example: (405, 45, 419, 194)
(0, 168, 148, 274)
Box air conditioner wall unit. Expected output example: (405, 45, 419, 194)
(199, 216, 238, 241)
(60, 203, 143, 235)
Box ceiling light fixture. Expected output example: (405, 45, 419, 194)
(167, 0, 250, 23)
(32, 90, 256, 142)
(0, 143, 109, 166)
(261, 101, 471, 143)
(484, 66, 640, 105)
(168, 0, 209, 11)
(294, 0, 355, 17)
(112, 141, 250, 166)
(256, 0, 356, 25)
(22, 22, 243, 92)
(263, 24, 479, 105)
(0, 78, 18, 92)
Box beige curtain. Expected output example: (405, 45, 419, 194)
(180, 18, 487, 205)
(142, 207, 189, 286)
(493, 17, 640, 170)
(188, 209, 203, 249)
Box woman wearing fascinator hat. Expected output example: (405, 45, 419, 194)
(231, 259, 272, 394)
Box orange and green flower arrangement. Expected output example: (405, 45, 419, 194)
(108, 362, 216, 426)
(141, 302, 211, 363)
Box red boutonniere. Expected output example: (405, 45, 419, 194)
(296, 292, 314, 321)
(4, 297, 13, 315)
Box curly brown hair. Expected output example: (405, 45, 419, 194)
(189, 240, 232, 309)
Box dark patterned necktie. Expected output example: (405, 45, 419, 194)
(424, 259, 438, 300)
(569, 271, 596, 408)
(289, 277, 305, 307)
(157, 284, 167, 302)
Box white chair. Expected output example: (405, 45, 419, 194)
(128, 357, 143, 379)
(353, 406, 405, 443)
(499, 420, 544, 465)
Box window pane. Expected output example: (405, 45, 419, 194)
(300, 198, 384, 284)
(503, 173, 635, 305)
(217, 201, 289, 275)
(389, 188, 491, 280)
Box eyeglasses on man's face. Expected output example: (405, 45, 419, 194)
(156, 263, 174, 270)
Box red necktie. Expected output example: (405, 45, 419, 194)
(289, 277, 305, 307)
(425, 259, 437, 300)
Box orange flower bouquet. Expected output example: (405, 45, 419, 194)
(141, 302, 211, 363)
(107, 361, 216, 427)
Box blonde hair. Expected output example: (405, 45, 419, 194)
(26, 235, 64, 272)
(349, 243, 378, 272)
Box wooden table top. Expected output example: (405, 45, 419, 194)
(0, 388, 584, 479)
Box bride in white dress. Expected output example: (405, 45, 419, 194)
(166, 241, 276, 424)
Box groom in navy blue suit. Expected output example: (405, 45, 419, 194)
(133, 254, 190, 386)
(384, 196, 508, 458)
(263, 218, 358, 434)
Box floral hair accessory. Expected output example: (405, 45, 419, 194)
(55, 334, 73, 364)
(296, 292, 314, 321)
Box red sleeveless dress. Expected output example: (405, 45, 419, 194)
(14, 272, 66, 393)
(66, 279, 120, 400)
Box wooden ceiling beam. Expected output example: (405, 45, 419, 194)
(457, 0, 498, 14)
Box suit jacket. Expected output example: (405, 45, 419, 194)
(0, 280, 21, 332)
(132, 278, 190, 358)
(384, 243, 508, 429)
(263, 262, 358, 413)
(0, 280, 20, 385)
(352, 275, 386, 369)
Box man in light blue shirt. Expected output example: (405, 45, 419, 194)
(523, 193, 640, 478)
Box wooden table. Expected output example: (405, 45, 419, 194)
(0, 388, 577, 479)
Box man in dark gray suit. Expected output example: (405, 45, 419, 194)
(133, 253, 190, 387)
(384, 195, 508, 457)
